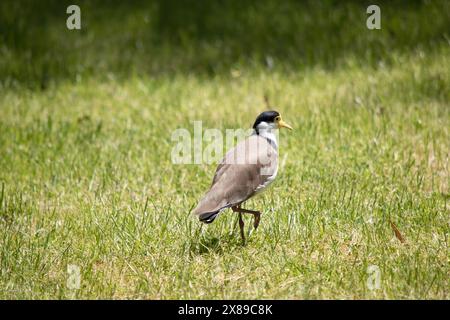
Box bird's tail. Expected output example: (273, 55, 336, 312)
(192, 189, 232, 223)
(197, 210, 220, 224)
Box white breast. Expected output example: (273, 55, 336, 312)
(252, 129, 279, 195)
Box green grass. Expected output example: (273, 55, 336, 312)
(0, 0, 449, 299)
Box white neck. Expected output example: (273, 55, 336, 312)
(254, 129, 278, 150)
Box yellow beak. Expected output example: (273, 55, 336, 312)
(277, 118, 293, 130)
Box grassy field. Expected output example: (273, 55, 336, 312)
(0, 0, 449, 299)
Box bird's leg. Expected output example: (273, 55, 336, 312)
(238, 213, 245, 245)
(233, 206, 262, 230)
(232, 206, 246, 244)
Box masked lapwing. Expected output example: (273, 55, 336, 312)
(192, 110, 292, 243)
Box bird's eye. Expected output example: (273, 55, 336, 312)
(275, 116, 281, 121)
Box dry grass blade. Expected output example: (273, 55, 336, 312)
(264, 94, 271, 109)
(390, 219, 406, 243)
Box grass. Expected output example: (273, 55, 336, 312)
(0, 0, 449, 299)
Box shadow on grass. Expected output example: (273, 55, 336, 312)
(188, 222, 245, 256)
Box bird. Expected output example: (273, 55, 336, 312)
(192, 110, 292, 243)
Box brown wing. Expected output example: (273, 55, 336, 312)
(192, 135, 277, 219)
